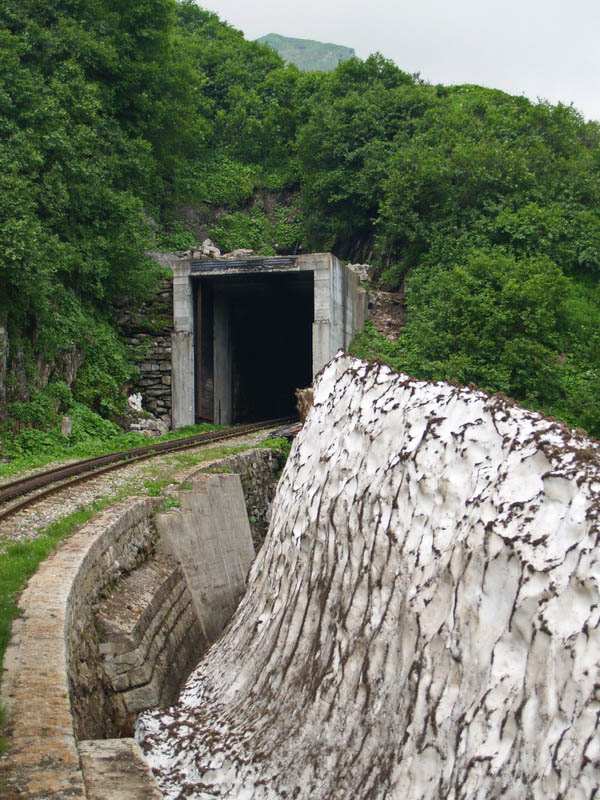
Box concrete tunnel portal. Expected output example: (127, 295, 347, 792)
(196, 272, 314, 423)
(171, 254, 368, 428)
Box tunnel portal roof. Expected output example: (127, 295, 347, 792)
(191, 256, 299, 275)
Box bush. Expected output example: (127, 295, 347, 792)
(155, 221, 197, 251)
(6, 381, 73, 430)
(46, 381, 73, 412)
(72, 318, 137, 417)
(402, 250, 569, 398)
(180, 157, 259, 208)
(378, 264, 404, 291)
(1, 427, 65, 458)
(67, 403, 121, 444)
(7, 393, 55, 430)
(208, 203, 301, 255)
(209, 210, 271, 254)
(270, 205, 301, 253)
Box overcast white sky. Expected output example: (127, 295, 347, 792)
(198, 0, 600, 122)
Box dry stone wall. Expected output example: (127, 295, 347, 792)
(117, 275, 173, 424)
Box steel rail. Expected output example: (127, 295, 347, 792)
(0, 418, 294, 523)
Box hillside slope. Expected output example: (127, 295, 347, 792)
(257, 32, 355, 71)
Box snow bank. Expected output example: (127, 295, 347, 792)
(137, 354, 600, 799)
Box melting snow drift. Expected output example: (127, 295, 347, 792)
(137, 354, 600, 799)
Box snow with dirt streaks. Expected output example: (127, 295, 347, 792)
(137, 354, 600, 799)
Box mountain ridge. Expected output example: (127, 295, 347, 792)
(256, 32, 355, 71)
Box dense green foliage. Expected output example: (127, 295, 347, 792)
(0, 0, 307, 453)
(352, 256, 600, 433)
(299, 60, 600, 435)
(257, 33, 355, 72)
(0, 416, 223, 480)
(2, 0, 600, 447)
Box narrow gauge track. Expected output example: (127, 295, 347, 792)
(0, 418, 294, 523)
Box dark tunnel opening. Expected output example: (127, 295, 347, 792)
(195, 272, 314, 424)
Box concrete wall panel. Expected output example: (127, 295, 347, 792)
(171, 330, 194, 428)
(172, 259, 195, 428)
(156, 474, 255, 643)
(312, 320, 331, 376)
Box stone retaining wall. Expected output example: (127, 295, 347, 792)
(1, 496, 162, 799)
(117, 276, 173, 425)
(68, 498, 165, 742)
(93, 554, 204, 738)
(0, 446, 284, 799)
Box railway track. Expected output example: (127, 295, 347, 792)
(0, 418, 295, 523)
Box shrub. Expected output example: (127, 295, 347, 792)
(155, 221, 197, 251)
(67, 403, 121, 444)
(378, 264, 404, 291)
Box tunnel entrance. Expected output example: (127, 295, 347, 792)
(195, 272, 314, 424)
(172, 253, 367, 429)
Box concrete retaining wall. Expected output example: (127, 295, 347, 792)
(202, 446, 284, 547)
(0, 446, 284, 799)
(157, 473, 255, 644)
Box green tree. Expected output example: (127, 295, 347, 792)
(297, 55, 427, 257)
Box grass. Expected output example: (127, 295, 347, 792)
(0, 501, 113, 675)
(0, 422, 224, 482)
(0, 499, 115, 753)
(143, 478, 177, 496)
(170, 437, 291, 470)
(171, 443, 247, 467)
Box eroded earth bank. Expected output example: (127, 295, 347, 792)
(137, 354, 600, 799)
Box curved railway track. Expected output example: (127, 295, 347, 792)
(0, 418, 294, 523)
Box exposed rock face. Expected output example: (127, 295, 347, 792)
(369, 286, 407, 338)
(137, 354, 600, 799)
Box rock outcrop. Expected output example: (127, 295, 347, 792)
(137, 354, 600, 799)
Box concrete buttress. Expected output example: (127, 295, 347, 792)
(155, 473, 255, 642)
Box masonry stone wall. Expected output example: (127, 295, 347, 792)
(67, 498, 164, 740)
(1, 496, 162, 799)
(117, 276, 173, 425)
(70, 447, 283, 741)
(92, 554, 203, 737)
(0, 446, 284, 798)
